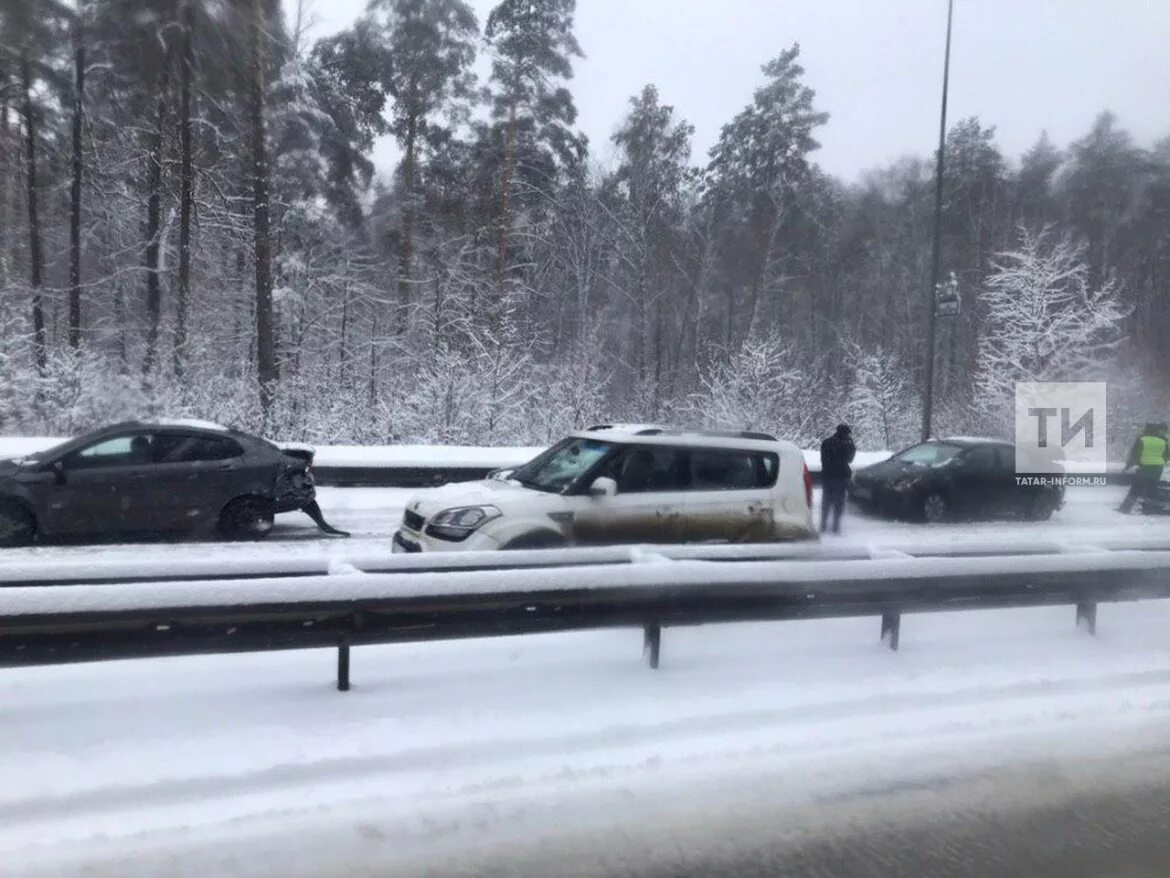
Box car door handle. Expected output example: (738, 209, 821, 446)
(214, 463, 234, 472)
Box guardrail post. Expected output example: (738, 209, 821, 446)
(881, 610, 901, 651)
(1076, 601, 1097, 636)
(337, 638, 351, 691)
(643, 623, 661, 670)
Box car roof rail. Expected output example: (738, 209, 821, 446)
(646, 428, 779, 442)
(584, 423, 668, 434)
(583, 425, 777, 442)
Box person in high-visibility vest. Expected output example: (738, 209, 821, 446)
(1119, 423, 1170, 513)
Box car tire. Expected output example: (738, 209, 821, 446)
(501, 532, 567, 551)
(218, 496, 275, 540)
(922, 492, 949, 524)
(0, 501, 36, 547)
(1026, 494, 1057, 521)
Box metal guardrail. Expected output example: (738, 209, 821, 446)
(2, 549, 1170, 690)
(312, 464, 499, 488)
(11, 535, 1170, 588)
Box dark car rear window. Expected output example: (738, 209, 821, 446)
(154, 434, 244, 463)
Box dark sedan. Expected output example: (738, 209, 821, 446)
(0, 420, 317, 545)
(848, 437, 1064, 523)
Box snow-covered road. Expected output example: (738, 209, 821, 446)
(3, 482, 1170, 876)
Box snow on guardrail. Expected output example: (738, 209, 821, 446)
(5, 550, 1170, 617)
(10, 533, 1170, 587)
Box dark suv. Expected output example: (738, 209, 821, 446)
(0, 420, 315, 545)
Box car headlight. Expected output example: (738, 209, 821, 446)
(426, 505, 502, 541)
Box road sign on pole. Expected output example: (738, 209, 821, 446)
(936, 271, 960, 317)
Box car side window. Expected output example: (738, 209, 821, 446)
(690, 449, 779, 491)
(962, 446, 998, 470)
(609, 446, 687, 494)
(67, 434, 154, 469)
(155, 434, 243, 463)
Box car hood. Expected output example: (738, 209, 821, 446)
(856, 458, 929, 483)
(407, 479, 563, 519)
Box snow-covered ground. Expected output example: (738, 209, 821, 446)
(1, 482, 1170, 875)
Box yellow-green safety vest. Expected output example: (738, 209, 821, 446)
(1140, 434, 1168, 467)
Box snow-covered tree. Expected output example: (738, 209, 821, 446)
(845, 345, 917, 450)
(685, 335, 816, 444)
(973, 226, 1127, 430)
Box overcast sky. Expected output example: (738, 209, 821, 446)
(285, 0, 1170, 182)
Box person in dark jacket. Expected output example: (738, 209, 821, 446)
(1119, 423, 1169, 513)
(820, 424, 856, 534)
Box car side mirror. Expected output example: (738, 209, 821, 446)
(47, 460, 65, 484)
(490, 468, 515, 482)
(588, 476, 617, 498)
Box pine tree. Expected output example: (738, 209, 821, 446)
(1016, 131, 1062, 228)
(315, 0, 477, 317)
(609, 84, 693, 400)
(706, 45, 828, 343)
(248, 0, 278, 417)
(482, 0, 585, 291)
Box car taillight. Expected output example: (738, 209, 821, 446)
(803, 463, 813, 509)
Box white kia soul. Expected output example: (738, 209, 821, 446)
(393, 425, 816, 552)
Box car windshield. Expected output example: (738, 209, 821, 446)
(509, 438, 614, 493)
(893, 442, 963, 467)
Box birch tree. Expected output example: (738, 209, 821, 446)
(974, 226, 1127, 429)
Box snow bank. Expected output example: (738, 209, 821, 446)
(805, 449, 891, 471)
(0, 436, 540, 471)
(310, 443, 543, 469)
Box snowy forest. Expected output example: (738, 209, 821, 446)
(0, 0, 1166, 449)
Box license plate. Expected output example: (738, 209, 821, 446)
(393, 531, 421, 553)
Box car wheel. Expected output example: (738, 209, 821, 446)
(922, 493, 949, 524)
(0, 502, 35, 547)
(501, 532, 567, 551)
(1026, 494, 1057, 521)
(218, 496, 275, 540)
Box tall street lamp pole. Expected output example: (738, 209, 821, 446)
(922, 0, 955, 441)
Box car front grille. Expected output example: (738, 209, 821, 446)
(403, 508, 425, 532)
